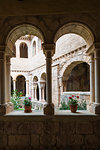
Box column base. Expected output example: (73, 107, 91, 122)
(0, 102, 14, 115)
(43, 103, 54, 115)
(87, 103, 100, 114)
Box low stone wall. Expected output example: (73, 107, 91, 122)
(0, 114, 100, 150)
(61, 92, 90, 104)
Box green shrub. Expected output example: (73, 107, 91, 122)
(11, 90, 23, 110)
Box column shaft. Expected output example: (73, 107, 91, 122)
(90, 54, 95, 103)
(26, 80, 29, 97)
(46, 55, 52, 104)
(0, 52, 6, 104)
(95, 50, 100, 103)
(6, 57, 11, 103)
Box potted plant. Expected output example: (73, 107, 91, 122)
(24, 97, 32, 113)
(68, 95, 79, 113)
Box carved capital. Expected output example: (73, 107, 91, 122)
(42, 43, 55, 57)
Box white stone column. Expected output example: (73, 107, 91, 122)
(6, 57, 11, 103)
(42, 43, 55, 115)
(39, 82, 42, 101)
(13, 80, 16, 91)
(90, 54, 95, 103)
(0, 51, 6, 105)
(58, 76, 63, 106)
(26, 80, 29, 97)
(94, 46, 100, 114)
(33, 82, 37, 100)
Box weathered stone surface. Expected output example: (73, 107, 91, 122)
(60, 121, 76, 134)
(68, 135, 83, 145)
(0, 135, 7, 146)
(31, 134, 39, 147)
(8, 135, 30, 146)
(76, 121, 93, 134)
(31, 122, 43, 135)
(44, 103, 54, 115)
(85, 135, 100, 148)
(0, 121, 4, 134)
(44, 120, 59, 134)
(40, 134, 56, 147)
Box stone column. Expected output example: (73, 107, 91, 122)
(42, 43, 55, 115)
(39, 82, 42, 101)
(33, 82, 37, 100)
(0, 51, 6, 104)
(26, 80, 29, 97)
(13, 80, 16, 91)
(0, 50, 7, 115)
(94, 48, 100, 113)
(58, 76, 63, 106)
(6, 57, 11, 103)
(90, 54, 95, 103)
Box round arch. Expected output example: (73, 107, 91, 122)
(54, 22, 94, 46)
(62, 62, 90, 91)
(16, 75, 26, 96)
(60, 55, 90, 78)
(6, 24, 44, 54)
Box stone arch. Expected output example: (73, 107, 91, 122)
(20, 42, 28, 58)
(61, 61, 90, 92)
(60, 55, 90, 78)
(16, 75, 26, 96)
(54, 22, 94, 46)
(6, 24, 44, 54)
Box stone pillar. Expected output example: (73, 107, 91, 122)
(0, 50, 8, 115)
(13, 80, 16, 91)
(58, 76, 63, 106)
(42, 43, 55, 115)
(33, 82, 37, 100)
(26, 80, 29, 97)
(39, 82, 42, 101)
(94, 48, 100, 113)
(6, 57, 11, 103)
(0, 51, 6, 105)
(90, 54, 95, 103)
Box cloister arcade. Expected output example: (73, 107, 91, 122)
(0, 20, 100, 115)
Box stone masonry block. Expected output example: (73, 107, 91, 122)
(0, 135, 7, 146)
(12, 122, 30, 134)
(60, 121, 76, 135)
(31, 134, 39, 147)
(31, 122, 43, 135)
(44, 120, 59, 135)
(76, 121, 93, 134)
(85, 135, 100, 148)
(40, 134, 56, 147)
(0, 121, 4, 134)
(8, 135, 30, 146)
(68, 135, 83, 145)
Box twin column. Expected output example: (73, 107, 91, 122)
(88, 43, 100, 114)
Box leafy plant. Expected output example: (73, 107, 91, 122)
(11, 90, 23, 110)
(24, 97, 32, 106)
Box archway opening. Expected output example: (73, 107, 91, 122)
(66, 62, 90, 91)
(16, 75, 26, 96)
(54, 22, 94, 110)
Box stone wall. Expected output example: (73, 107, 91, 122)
(0, 115, 100, 150)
